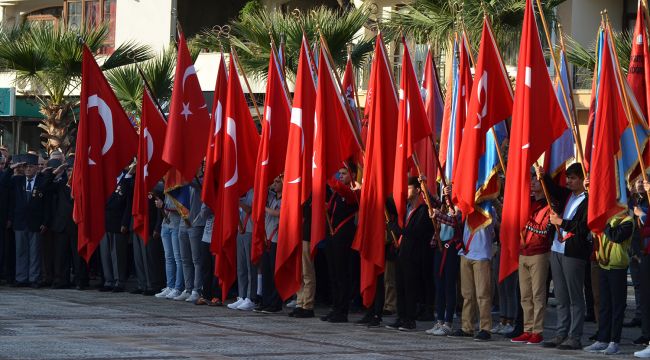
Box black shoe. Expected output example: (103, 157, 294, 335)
(634, 336, 650, 345)
(355, 312, 374, 326)
(328, 313, 348, 323)
(624, 318, 642, 328)
(76, 284, 88, 291)
(320, 311, 334, 322)
(385, 319, 403, 330)
(30, 282, 41, 289)
(12, 282, 29, 288)
(112, 286, 125, 293)
(51, 282, 69, 289)
(142, 289, 156, 296)
(262, 306, 283, 314)
(367, 316, 382, 328)
(129, 288, 144, 295)
(294, 309, 315, 318)
(253, 304, 265, 313)
(588, 332, 598, 341)
(98, 286, 113, 292)
(474, 330, 491, 341)
(448, 329, 473, 338)
(398, 320, 416, 331)
(288, 307, 301, 317)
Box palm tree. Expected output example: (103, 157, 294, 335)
(564, 30, 631, 88)
(0, 23, 152, 153)
(193, 5, 377, 79)
(387, 0, 566, 61)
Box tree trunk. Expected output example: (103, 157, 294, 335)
(39, 102, 76, 154)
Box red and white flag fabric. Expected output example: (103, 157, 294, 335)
(162, 30, 211, 182)
(213, 57, 260, 297)
(202, 53, 228, 213)
(452, 18, 513, 229)
(275, 35, 317, 301)
(73, 46, 138, 262)
(310, 43, 361, 255)
(393, 37, 432, 227)
(352, 34, 399, 307)
(414, 46, 444, 195)
(342, 54, 364, 159)
(251, 46, 291, 265)
(132, 87, 169, 244)
(499, 0, 568, 281)
(629, 1, 650, 178)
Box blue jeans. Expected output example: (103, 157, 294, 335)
(179, 222, 204, 292)
(161, 214, 183, 290)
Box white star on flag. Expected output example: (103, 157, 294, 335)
(181, 102, 193, 121)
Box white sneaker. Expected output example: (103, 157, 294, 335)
(155, 287, 171, 298)
(227, 297, 245, 310)
(286, 299, 297, 308)
(165, 289, 181, 300)
(432, 323, 452, 336)
(185, 290, 200, 303)
(237, 298, 256, 311)
(499, 323, 514, 335)
(425, 321, 442, 335)
(173, 290, 191, 301)
(491, 322, 504, 334)
(635, 345, 650, 358)
(602, 342, 620, 355)
(584, 341, 609, 353)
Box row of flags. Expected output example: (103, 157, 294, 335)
(73, 0, 650, 304)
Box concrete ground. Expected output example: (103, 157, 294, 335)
(0, 285, 645, 359)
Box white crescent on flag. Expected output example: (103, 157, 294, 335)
(87, 94, 115, 165)
(224, 117, 238, 188)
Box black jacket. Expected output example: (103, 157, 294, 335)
(390, 203, 435, 261)
(50, 176, 75, 234)
(9, 171, 54, 232)
(105, 175, 133, 233)
(544, 175, 592, 260)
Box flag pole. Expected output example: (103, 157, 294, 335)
(605, 13, 650, 194)
(230, 46, 263, 122)
(534, 0, 587, 179)
(534, 162, 563, 235)
(269, 32, 293, 105)
(557, 23, 587, 167)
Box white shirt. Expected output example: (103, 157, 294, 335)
(551, 191, 586, 254)
(460, 223, 494, 261)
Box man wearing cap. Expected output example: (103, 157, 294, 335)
(8, 153, 52, 287)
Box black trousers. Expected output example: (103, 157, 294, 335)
(41, 230, 56, 284)
(597, 267, 627, 343)
(261, 242, 282, 307)
(200, 241, 220, 299)
(396, 248, 421, 322)
(640, 255, 650, 338)
(325, 224, 355, 316)
(419, 245, 435, 314)
(53, 230, 72, 286)
(369, 273, 385, 318)
(65, 227, 88, 286)
(434, 246, 459, 323)
(146, 234, 166, 291)
(3, 228, 15, 282)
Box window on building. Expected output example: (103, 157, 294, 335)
(63, 0, 116, 52)
(25, 7, 63, 27)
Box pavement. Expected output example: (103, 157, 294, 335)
(0, 285, 646, 359)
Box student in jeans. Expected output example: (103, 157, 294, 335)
(583, 213, 633, 355)
(227, 189, 257, 311)
(155, 195, 184, 299)
(195, 205, 222, 306)
(511, 170, 552, 345)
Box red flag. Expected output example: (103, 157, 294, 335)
(342, 54, 364, 161)
(202, 53, 228, 213)
(351, 34, 399, 307)
(275, 36, 317, 301)
(452, 19, 513, 222)
(162, 30, 211, 182)
(213, 57, 260, 298)
(588, 28, 642, 233)
(73, 46, 138, 262)
(310, 44, 361, 254)
(251, 47, 291, 265)
(629, 2, 650, 178)
(499, 0, 567, 281)
(414, 46, 444, 194)
(132, 88, 170, 244)
(393, 37, 432, 227)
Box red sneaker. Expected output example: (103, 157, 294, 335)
(526, 333, 543, 344)
(511, 332, 532, 343)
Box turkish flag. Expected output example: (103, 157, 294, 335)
(629, 3, 650, 179)
(352, 34, 399, 307)
(202, 53, 228, 213)
(500, 0, 567, 281)
(162, 30, 211, 182)
(588, 28, 640, 233)
(310, 46, 361, 255)
(393, 37, 432, 227)
(251, 48, 291, 265)
(73, 46, 138, 262)
(132, 87, 169, 244)
(414, 46, 444, 195)
(584, 29, 603, 172)
(453, 19, 513, 221)
(213, 57, 260, 298)
(275, 36, 317, 300)
(342, 55, 364, 163)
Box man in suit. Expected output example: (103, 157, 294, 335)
(100, 167, 133, 292)
(8, 153, 52, 287)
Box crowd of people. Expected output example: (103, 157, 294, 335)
(3, 146, 650, 357)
